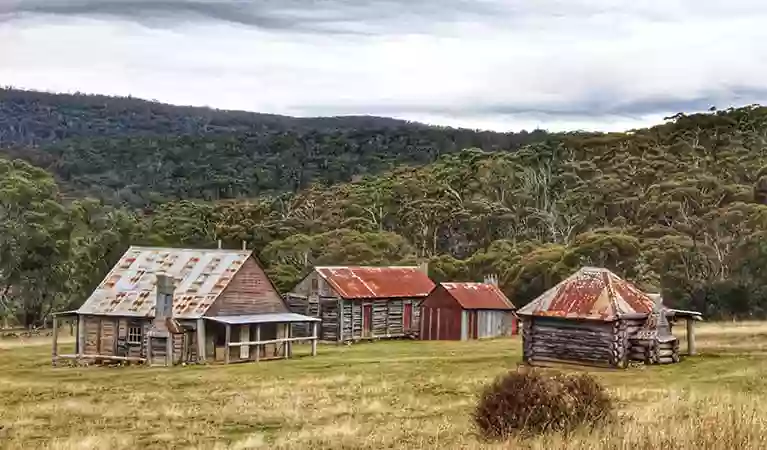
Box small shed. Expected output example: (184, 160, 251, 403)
(517, 267, 700, 369)
(421, 282, 517, 340)
(285, 264, 434, 342)
(52, 246, 319, 367)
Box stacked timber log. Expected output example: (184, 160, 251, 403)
(628, 339, 680, 365)
(524, 318, 618, 367)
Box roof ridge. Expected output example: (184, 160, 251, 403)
(314, 265, 419, 269)
(127, 245, 253, 254)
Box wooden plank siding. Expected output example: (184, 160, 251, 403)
(207, 257, 288, 316)
(308, 297, 422, 342)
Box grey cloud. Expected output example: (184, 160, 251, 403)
(298, 87, 767, 120)
(1, 0, 506, 33)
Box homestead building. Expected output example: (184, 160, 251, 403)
(420, 279, 517, 340)
(285, 265, 434, 342)
(517, 267, 702, 369)
(52, 246, 319, 366)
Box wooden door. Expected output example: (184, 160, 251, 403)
(467, 311, 478, 340)
(403, 303, 413, 332)
(362, 304, 373, 337)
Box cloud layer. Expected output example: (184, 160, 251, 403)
(2, 0, 767, 131)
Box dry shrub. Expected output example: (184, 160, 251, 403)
(473, 368, 613, 439)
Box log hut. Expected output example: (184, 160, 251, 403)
(285, 264, 434, 342)
(420, 277, 518, 340)
(52, 245, 319, 367)
(517, 267, 702, 369)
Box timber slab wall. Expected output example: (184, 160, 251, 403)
(523, 317, 626, 368)
(287, 296, 421, 342)
(522, 316, 683, 368)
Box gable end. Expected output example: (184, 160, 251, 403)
(206, 256, 288, 316)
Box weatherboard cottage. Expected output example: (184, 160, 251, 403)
(52, 246, 319, 366)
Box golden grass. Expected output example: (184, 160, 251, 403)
(0, 321, 766, 449)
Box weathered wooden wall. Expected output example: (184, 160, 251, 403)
(285, 294, 320, 337)
(289, 271, 334, 298)
(317, 298, 421, 342)
(82, 315, 151, 357)
(79, 315, 200, 365)
(208, 257, 288, 316)
(522, 317, 620, 367)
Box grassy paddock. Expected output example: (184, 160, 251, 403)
(1, 322, 767, 449)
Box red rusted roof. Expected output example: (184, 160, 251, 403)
(441, 282, 515, 310)
(315, 266, 435, 299)
(516, 267, 655, 321)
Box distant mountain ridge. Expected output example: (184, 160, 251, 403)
(0, 88, 552, 205)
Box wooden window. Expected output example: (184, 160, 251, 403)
(311, 277, 319, 293)
(127, 326, 142, 345)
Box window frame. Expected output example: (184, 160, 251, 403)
(127, 325, 143, 345)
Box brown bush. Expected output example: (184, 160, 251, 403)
(473, 368, 614, 439)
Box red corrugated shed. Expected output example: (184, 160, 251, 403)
(441, 282, 515, 310)
(316, 266, 435, 299)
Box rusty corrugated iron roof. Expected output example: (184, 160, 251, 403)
(315, 266, 435, 300)
(441, 282, 515, 310)
(76, 246, 252, 318)
(516, 267, 655, 321)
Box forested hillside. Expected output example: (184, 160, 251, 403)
(2, 89, 767, 326)
(0, 88, 548, 204)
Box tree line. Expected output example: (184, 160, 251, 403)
(2, 89, 767, 326)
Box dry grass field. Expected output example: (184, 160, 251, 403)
(1, 322, 767, 449)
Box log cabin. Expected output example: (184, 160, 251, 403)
(420, 278, 517, 340)
(516, 267, 702, 369)
(285, 265, 434, 342)
(52, 246, 319, 366)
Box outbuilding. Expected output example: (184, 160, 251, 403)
(517, 267, 701, 369)
(52, 246, 319, 366)
(285, 265, 434, 342)
(420, 281, 517, 340)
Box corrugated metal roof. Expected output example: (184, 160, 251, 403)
(441, 282, 515, 310)
(76, 246, 252, 318)
(206, 313, 320, 324)
(516, 267, 655, 321)
(315, 266, 435, 299)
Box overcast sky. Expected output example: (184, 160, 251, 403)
(2, 0, 767, 132)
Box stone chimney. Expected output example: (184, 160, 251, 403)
(484, 274, 499, 286)
(418, 261, 429, 276)
(154, 273, 175, 331)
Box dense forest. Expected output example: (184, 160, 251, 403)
(0, 88, 549, 204)
(2, 88, 767, 326)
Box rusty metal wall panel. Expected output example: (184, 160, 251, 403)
(477, 311, 515, 338)
(421, 307, 462, 340)
(315, 266, 434, 300)
(77, 246, 254, 318)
